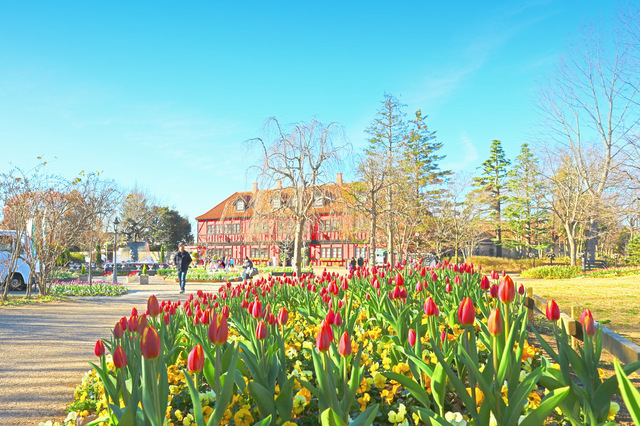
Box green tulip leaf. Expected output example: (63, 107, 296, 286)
(350, 403, 380, 426)
(518, 386, 570, 426)
(320, 407, 348, 426)
(614, 359, 640, 425)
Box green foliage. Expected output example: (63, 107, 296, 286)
(80, 264, 86, 275)
(159, 245, 165, 263)
(141, 264, 148, 275)
(95, 242, 103, 267)
(466, 256, 537, 272)
(626, 235, 640, 265)
(365, 93, 407, 158)
(503, 144, 550, 254)
(473, 139, 511, 256)
(520, 265, 581, 279)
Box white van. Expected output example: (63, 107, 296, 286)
(0, 230, 34, 291)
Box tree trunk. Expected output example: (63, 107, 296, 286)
(564, 222, 577, 266)
(292, 219, 305, 276)
(369, 214, 377, 266)
(387, 192, 394, 266)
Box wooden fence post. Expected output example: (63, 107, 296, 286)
(526, 287, 534, 323)
(571, 304, 581, 350)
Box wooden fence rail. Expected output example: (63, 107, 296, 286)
(525, 287, 640, 365)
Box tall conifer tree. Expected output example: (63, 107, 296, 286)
(473, 140, 511, 257)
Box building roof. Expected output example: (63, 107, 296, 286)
(195, 182, 349, 222)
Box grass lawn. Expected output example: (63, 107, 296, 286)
(516, 274, 640, 345)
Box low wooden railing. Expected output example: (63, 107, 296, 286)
(525, 287, 640, 365)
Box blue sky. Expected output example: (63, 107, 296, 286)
(0, 0, 617, 232)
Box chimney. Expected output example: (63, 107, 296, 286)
(336, 173, 343, 185)
(276, 180, 282, 189)
(252, 182, 258, 193)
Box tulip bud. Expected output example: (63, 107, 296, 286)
(113, 322, 124, 339)
(131, 307, 138, 316)
(487, 307, 503, 336)
(408, 329, 417, 347)
(431, 272, 438, 282)
(454, 275, 461, 286)
(338, 332, 352, 356)
(326, 309, 336, 325)
(140, 327, 161, 360)
(163, 313, 170, 326)
(316, 319, 333, 352)
(480, 275, 490, 290)
(424, 297, 438, 316)
(457, 297, 475, 326)
(415, 281, 423, 292)
(498, 275, 516, 304)
(445, 283, 452, 293)
(440, 330, 447, 343)
(582, 309, 596, 336)
(491, 270, 499, 280)
(187, 344, 205, 372)
(395, 273, 404, 287)
(256, 320, 268, 340)
(546, 300, 560, 321)
(518, 284, 525, 295)
(147, 295, 161, 317)
(94, 340, 105, 357)
(277, 306, 288, 325)
(113, 345, 127, 369)
(490, 284, 499, 298)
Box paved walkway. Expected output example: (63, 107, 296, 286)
(0, 277, 225, 425)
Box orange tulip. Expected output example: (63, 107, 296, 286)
(147, 295, 161, 317)
(140, 326, 161, 360)
(487, 307, 503, 336)
(187, 344, 205, 372)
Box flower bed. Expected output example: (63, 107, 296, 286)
(55, 262, 640, 425)
(47, 280, 129, 297)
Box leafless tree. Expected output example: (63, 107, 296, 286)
(248, 117, 349, 275)
(536, 16, 640, 263)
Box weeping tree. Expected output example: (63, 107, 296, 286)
(248, 117, 349, 275)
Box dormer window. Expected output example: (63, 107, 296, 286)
(272, 198, 281, 209)
(236, 199, 245, 212)
(314, 197, 324, 207)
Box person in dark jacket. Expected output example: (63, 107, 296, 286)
(174, 243, 192, 293)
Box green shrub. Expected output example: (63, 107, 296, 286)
(142, 264, 148, 275)
(627, 235, 640, 265)
(519, 265, 581, 279)
(80, 264, 86, 275)
(465, 256, 539, 273)
(69, 252, 86, 263)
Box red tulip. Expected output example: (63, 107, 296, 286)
(147, 295, 161, 317)
(415, 281, 423, 292)
(208, 313, 229, 345)
(518, 284, 525, 295)
(338, 331, 352, 356)
(113, 345, 127, 369)
(395, 273, 404, 287)
(431, 272, 438, 282)
(490, 284, 499, 298)
(546, 300, 560, 321)
(445, 283, 452, 293)
(498, 275, 515, 304)
(316, 319, 333, 352)
(140, 326, 161, 360)
(131, 307, 138, 316)
(277, 306, 288, 325)
(440, 330, 447, 343)
(187, 344, 205, 372)
(128, 315, 139, 333)
(480, 275, 490, 290)
(457, 297, 475, 326)
(119, 316, 128, 331)
(94, 340, 105, 357)
(113, 322, 124, 339)
(491, 270, 499, 280)
(582, 309, 596, 336)
(221, 305, 230, 319)
(487, 307, 503, 336)
(256, 320, 268, 340)
(454, 275, 461, 286)
(163, 313, 170, 326)
(424, 297, 438, 316)
(408, 329, 417, 346)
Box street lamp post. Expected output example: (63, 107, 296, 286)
(113, 217, 120, 284)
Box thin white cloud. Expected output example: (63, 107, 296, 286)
(441, 132, 478, 171)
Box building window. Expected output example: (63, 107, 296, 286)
(250, 248, 269, 259)
(272, 198, 281, 209)
(314, 197, 324, 207)
(323, 219, 339, 231)
(223, 223, 241, 235)
(207, 224, 215, 234)
(236, 199, 245, 212)
(321, 247, 342, 259)
(355, 247, 367, 259)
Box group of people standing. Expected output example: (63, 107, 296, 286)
(173, 244, 255, 293)
(347, 255, 364, 272)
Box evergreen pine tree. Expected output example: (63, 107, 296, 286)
(365, 93, 408, 265)
(627, 235, 640, 265)
(473, 140, 511, 257)
(503, 144, 550, 255)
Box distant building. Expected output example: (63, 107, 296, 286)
(195, 174, 369, 266)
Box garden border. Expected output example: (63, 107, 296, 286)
(525, 288, 640, 365)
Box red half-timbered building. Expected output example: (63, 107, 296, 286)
(195, 174, 369, 267)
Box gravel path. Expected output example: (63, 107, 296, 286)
(0, 277, 224, 426)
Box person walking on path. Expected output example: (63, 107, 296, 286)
(173, 243, 192, 293)
(242, 256, 254, 280)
